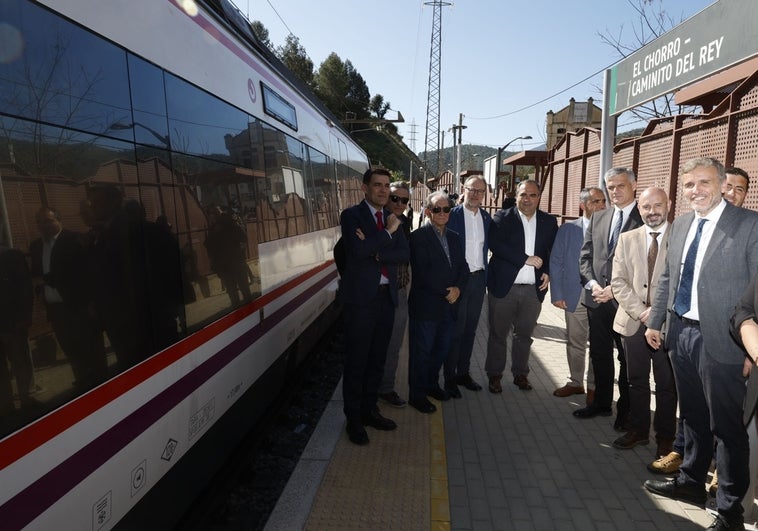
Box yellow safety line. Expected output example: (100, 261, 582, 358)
(429, 404, 451, 531)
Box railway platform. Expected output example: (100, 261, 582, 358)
(265, 294, 753, 530)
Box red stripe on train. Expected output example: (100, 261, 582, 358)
(0, 262, 334, 470)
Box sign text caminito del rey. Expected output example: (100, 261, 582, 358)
(609, 0, 758, 116)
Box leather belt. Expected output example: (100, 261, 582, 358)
(677, 314, 699, 326)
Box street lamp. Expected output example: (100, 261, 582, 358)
(496, 135, 532, 191)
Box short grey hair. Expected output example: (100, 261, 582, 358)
(604, 167, 636, 183)
(680, 157, 726, 182)
(424, 190, 451, 209)
(390, 181, 410, 192)
(579, 186, 604, 204)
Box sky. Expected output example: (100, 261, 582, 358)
(245, 0, 715, 153)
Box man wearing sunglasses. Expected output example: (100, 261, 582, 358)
(485, 179, 558, 393)
(407, 191, 468, 414)
(378, 182, 413, 409)
(443, 176, 491, 397)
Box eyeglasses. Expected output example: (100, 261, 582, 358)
(430, 206, 452, 214)
(390, 194, 410, 205)
(465, 187, 486, 195)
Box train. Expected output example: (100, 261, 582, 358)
(0, 0, 368, 528)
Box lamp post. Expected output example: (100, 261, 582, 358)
(496, 135, 532, 191)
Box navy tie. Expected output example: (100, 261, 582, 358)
(673, 218, 707, 316)
(608, 210, 623, 253)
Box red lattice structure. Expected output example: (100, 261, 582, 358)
(544, 68, 758, 222)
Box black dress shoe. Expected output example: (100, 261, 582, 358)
(362, 410, 397, 431)
(573, 405, 613, 418)
(378, 391, 407, 408)
(409, 397, 437, 414)
(643, 478, 706, 505)
(346, 420, 369, 445)
(427, 386, 450, 401)
(706, 514, 745, 530)
(445, 381, 462, 399)
(457, 373, 483, 391)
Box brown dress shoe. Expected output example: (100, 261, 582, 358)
(488, 376, 502, 393)
(513, 375, 532, 391)
(553, 384, 585, 397)
(586, 389, 595, 406)
(612, 430, 649, 449)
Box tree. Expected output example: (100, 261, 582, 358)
(250, 20, 272, 50)
(369, 94, 390, 119)
(596, 0, 698, 126)
(276, 34, 315, 88)
(314, 53, 350, 117)
(344, 60, 370, 119)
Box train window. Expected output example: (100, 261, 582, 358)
(261, 83, 298, 131)
(308, 148, 337, 230)
(171, 152, 261, 320)
(164, 73, 248, 162)
(257, 123, 309, 241)
(0, 0, 131, 139)
(0, 115, 195, 436)
(126, 55, 170, 149)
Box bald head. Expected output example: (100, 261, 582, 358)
(637, 187, 670, 230)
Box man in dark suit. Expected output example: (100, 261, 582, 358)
(339, 168, 409, 445)
(407, 191, 468, 413)
(30, 207, 107, 390)
(443, 176, 492, 397)
(550, 187, 606, 402)
(485, 179, 558, 393)
(644, 157, 758, 531)
(732, 271, 758, 522)
(573, 168, 642, 429)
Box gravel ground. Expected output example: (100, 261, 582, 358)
(200, 324, 345, 531)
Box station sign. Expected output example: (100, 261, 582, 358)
(608, 0, 758, 116)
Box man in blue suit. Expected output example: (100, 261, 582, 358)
(485, 179, 558, 393)
(408, 191, 468, 414)
(444, 176, 492, 397)
(339, 168, 410, 445)
(550, 187, 605, 402)
(643, 158, 758, 530)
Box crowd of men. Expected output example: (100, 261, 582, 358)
(338, 158, 758, 530)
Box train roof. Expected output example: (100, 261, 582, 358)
(200, 0, 355, 140)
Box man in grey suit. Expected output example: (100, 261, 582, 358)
(644, 158, 758, 531)
(573, 168, 642, 429)
(550, 187, 605, 401)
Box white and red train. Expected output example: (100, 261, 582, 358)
(0, 1, 367, 528)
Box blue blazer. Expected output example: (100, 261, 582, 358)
(549, 218, 585, 312)
(408, 224, 468, 321)
(446, 204, 492, 275)
(339, 200, 410, 307)
(487, 207, 558, 302)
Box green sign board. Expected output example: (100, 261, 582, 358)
(609, 0, 758, 116)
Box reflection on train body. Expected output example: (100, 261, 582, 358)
(0, 0, 367, 440)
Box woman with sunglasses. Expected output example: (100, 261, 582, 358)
(407, 191, 469, 414)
